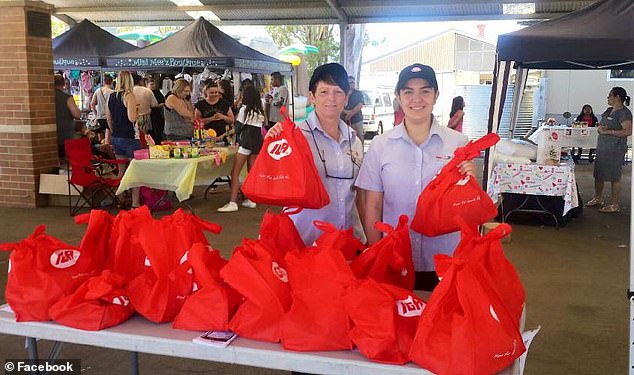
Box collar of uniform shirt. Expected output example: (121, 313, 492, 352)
(389, 114, 444, 148)
(302, 112, 355, 144)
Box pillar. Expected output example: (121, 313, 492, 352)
(0, 1, 57, 207)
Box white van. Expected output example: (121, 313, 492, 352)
(360, 90, 394, 139)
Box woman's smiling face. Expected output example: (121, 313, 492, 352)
(397, 77, 439, 122)
(310, 81, 348, 119)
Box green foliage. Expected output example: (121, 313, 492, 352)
(265, 25, 339, 76)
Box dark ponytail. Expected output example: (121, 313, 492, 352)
(611, 86, 630, 106)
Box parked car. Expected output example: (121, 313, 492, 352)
(360, 90, 394, 139)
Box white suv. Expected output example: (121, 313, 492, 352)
(361, 90, 394, 139)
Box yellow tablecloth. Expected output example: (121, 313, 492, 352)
(116, 148, 237, 202)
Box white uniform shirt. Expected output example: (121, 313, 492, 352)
(355, 117, 469, 271)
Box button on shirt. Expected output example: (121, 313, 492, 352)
(355, 117, 468, 272)
(288, 111, 365, 246)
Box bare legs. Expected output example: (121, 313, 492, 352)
(228, 153, 257, 203)
(593, 179, 604, 202)
(116, 154, 140, 207)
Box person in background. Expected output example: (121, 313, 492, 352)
(355, 64, 476, 291)
(234, 78, 254, 139)
(393, 98, 404, 126)
(586, 87, 632, 213)
(218, 79, 235, 113)
(132, 74, 159, 143)
(266, 63, 365, 246)
(194, 82, 234, 143)
(90, 74, 113, 142)
(164, 78, 195, 141)
(217, 85, 266, 213)
(265, 72, 289, 129)
(104, 71, 140, 208)
(341, 75, 365, 142)
(447, 95, 465, 132)
(573, 104, 599, 162)
(146, 78, 165, 144)
(55, 74, 81, 157)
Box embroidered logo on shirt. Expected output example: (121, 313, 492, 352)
(267, 139, 292, 160)
(50, 249, 80, 269)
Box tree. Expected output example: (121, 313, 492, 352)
(265, 25, 339, 77)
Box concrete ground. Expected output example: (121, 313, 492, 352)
(0, 160, 629, 375)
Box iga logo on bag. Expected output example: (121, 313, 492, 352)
(112, 296, 130, 306)
(455, 175, 471, 186)
(271, 261, 288, 283)
(396, 295, 425, 317)
(50, 249, 81, 269)
(267, 139, 292, 160)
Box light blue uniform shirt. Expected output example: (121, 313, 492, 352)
(288, 111, 365, 246)
(355, 117, 468, 271)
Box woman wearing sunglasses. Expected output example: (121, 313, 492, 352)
(266, 63, 365, 246)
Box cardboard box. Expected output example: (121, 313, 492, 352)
(482, 222, 512, 243)
(39, 173, 80, 196)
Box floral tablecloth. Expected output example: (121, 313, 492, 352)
(487, 162, 579, 215)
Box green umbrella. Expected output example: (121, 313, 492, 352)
(117, 32, 164, 43)
(278, 43, 319, 55)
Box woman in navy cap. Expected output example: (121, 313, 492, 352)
(355, 63, 477, 291)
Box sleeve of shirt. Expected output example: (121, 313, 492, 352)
(354, 140, 383, 192)
(236, 107, 245, 123)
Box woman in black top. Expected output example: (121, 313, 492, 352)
(194, 82, 234, 142)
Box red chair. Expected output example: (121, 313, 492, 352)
(64, 138, 127, 216)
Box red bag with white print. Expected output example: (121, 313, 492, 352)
(313, 220, 366, 261)
(444, 220, 525, 325)
(345, 279, 426, 364)
(0, 225, 99, 321)
(350, 215, 414, 290)
(281, 246, 356, 351)
(242, 106, 330, 209)
(221, 239, 292, 342)
(173, 243, 241, 331)
(409, 255, 525, 375)
(258, 207, 306, 258)
(48, 270, 134, 331)
(411, 133, 500, 237)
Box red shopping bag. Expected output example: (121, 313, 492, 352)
(281, 246, 356, 351)
(158, 208, 223, 255)
(106, 206, 155, 283)
(345, 279, 426, 364)
(74, 209, 115, 271)
(313, 220, 366, 261)
(258, 207, 306, 258)
(125, 218, 194, 323)
(350, 215, 414, 290)
(173, 243, 242, 331)
(242, 106, 330, 209)
(448, 221, 525, 325)
(409, 255, 525, 375)
(221, 239, 292, 342)
(411, 133, 500, 237)
(48, 270, 134, 331)
(0, 226, 99, 321)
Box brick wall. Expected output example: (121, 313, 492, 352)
(0, 1, 57, 208)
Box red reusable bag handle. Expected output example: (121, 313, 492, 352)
(313, 220, 337, 233)
(283, 206, 303, 216)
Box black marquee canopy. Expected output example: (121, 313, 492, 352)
(53, 19, 137, 69)
(106, 18, 291, 74)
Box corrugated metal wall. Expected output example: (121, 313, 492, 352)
(455, 85, 535, 140)
(366, 33, 456, 73)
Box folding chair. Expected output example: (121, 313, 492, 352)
(64, 138, 128, 216)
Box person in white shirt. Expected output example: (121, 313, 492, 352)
(90, 74, 113, 141)
(265, 72, 288, 129)
(132, 74, 159, 135)
(217, 85, 266, 213)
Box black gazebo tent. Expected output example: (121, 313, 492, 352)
(486, 0, 634, 179)
(53, 19, 137, 69)
(106, 18, 291, 74)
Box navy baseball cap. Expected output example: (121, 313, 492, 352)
(395, 63, 438, 93)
